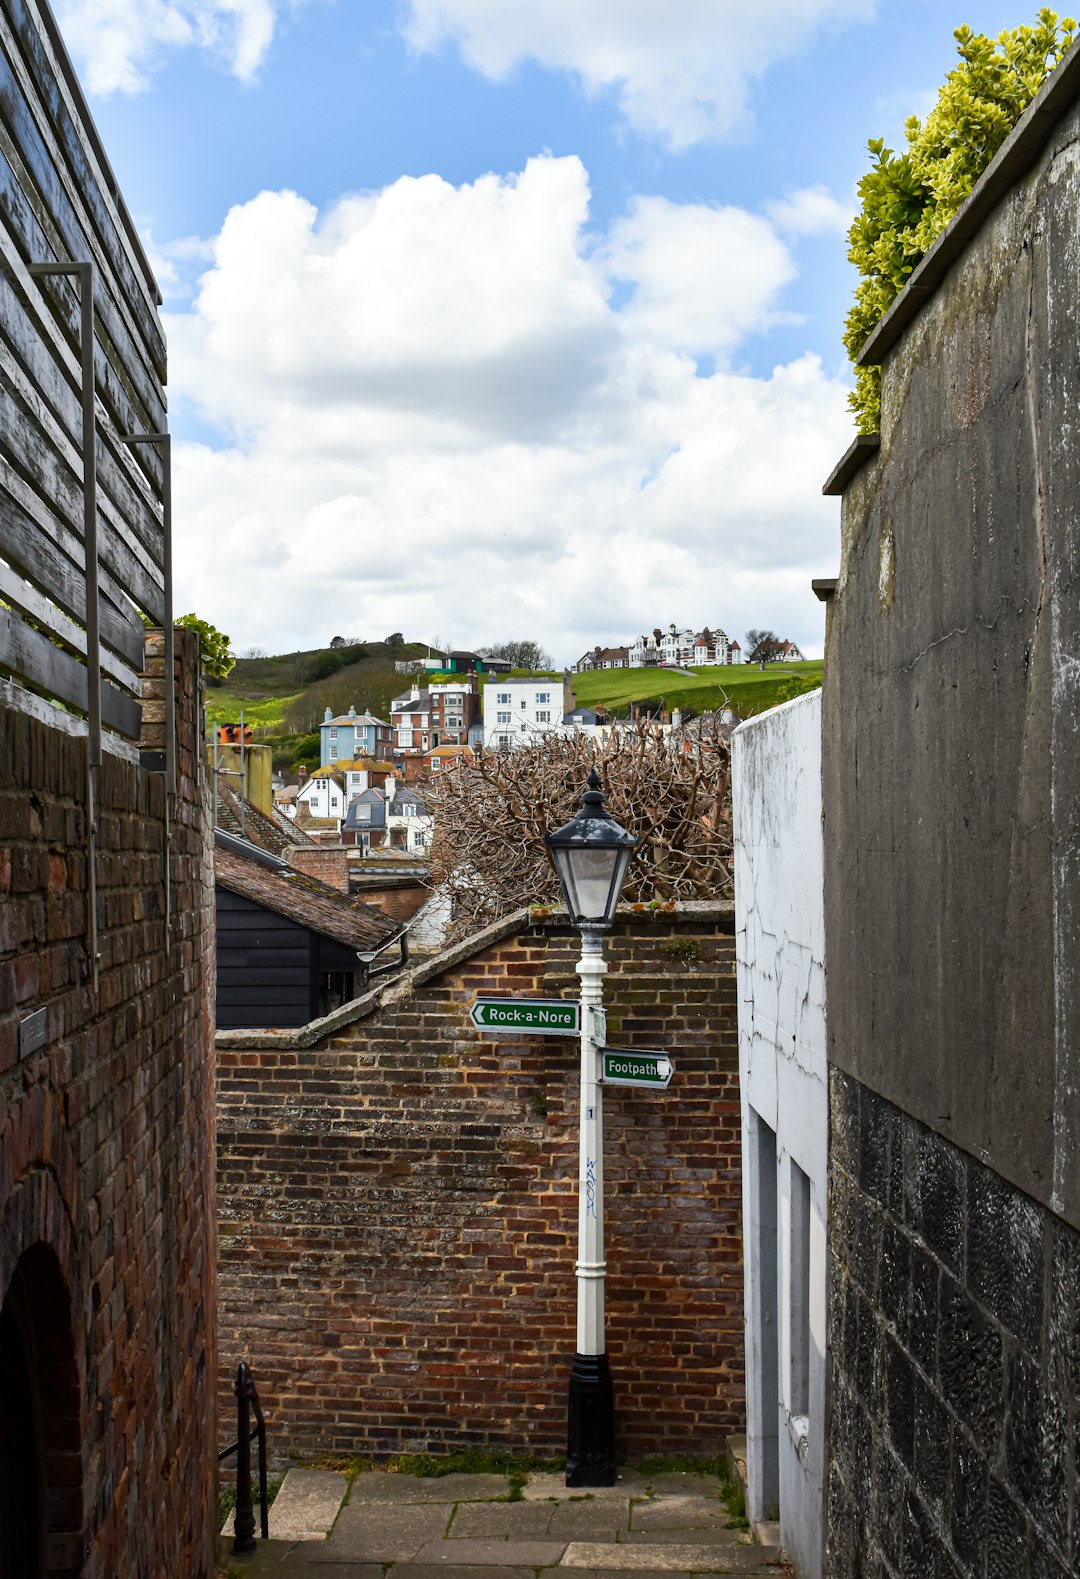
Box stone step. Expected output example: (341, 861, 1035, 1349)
(559, 1540, 784, 1574)
(221, 1466, 348, 1541)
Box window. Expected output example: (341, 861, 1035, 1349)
(330, 796, 339, 808)
(328, 726, 337, 741)
(497, 711, 511, 724)
(520, 699, 527, 709)
(498, 692, 510, 703)
(537, 711, 550, 724)
(397, 729, 411, 747)
(537, 692, 550, 703)
(403, 804, 415, 818)
(358, 805, 371, 822)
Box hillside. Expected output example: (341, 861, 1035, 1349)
(571, 661, 823, 719)
(205, 642, 822, 771)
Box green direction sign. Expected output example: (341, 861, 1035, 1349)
(601, 1049, 674, 1089)
(470, 997, 580, 1037)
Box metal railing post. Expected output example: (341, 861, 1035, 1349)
(232, 1362, 257, 1554)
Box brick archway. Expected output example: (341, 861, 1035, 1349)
(0, 1094, 86, 1579)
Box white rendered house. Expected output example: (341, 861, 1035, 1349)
(483, 679, 563, 749)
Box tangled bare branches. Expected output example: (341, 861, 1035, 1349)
(426, 718, 733, 941)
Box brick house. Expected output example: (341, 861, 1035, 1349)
(390, 684, 432, 758)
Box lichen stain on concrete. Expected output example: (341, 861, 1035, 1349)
(877, 524, 895, 614)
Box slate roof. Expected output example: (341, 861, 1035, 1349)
(388, 787, 429, 816)
(214, 835, 400, 950)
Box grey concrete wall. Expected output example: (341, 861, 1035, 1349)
(827, 1068, 1080, 1579)
(822, 90, 1080, 1229)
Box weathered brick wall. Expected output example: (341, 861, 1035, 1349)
(288, 845, 351, 892)
(216, 904, 743, 1464)
(827, 1069, 1080, 1579)
(0, 630, 217, 1578)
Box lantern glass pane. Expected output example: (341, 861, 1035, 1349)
(559, 847, 620, 923)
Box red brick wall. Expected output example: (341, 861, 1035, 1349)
(289, 845, 350, 892)
(0, 630, 217, 1578)
(216, 906, 742, 1464)
(352, 880, 429, 923)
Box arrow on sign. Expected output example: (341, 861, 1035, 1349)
(470, 997, 580, 1036)
(600, 1049, 674, 1088)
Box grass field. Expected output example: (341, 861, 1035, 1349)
(203, 689, 301, 731)
(570, 660, 823, 719)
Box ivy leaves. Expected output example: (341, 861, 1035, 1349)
(845, 8, 1076, 432)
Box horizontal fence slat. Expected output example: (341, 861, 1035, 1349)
(0, 475, 150, 665)
(0, 369, 165, 621)
(1, 0, 166, 375)
(0, 605, 142, 737)
(0, 242, 166, 568)
(0, 557, 141, 695)
(0, 138, 167, 453)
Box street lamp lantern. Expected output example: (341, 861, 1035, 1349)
(545, 771, 638, 1486)
(544, 770, 638, 928)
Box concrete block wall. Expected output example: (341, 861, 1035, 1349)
(0, 631, 218, 1578)
(216, 905, 743, 1464)
(827, 1070, 1080, 1579)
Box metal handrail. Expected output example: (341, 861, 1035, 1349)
(218, 1362, 269, 1552)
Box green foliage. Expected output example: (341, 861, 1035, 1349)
(570, 660, 823, 720)
(175, 612, 235, 679)
(845, 8, 1075, 431)
(659, 937, 701, 964)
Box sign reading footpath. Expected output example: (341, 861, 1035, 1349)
(470, 997, 580, 1036)
(601, 1049, 674, 1089)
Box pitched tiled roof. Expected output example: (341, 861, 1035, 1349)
(215, 837, 400, 950)
(215, 779, 316, 857)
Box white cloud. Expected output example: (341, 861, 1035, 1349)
(54, 0, 278, 94)
(766, 184, 853, 238)
(166, 155, 852, 663)
(400, 0, 874, 148)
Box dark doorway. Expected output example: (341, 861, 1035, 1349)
(0, 1245, 82, 1579)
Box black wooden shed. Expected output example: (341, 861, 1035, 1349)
(215, 832, 402, 1030)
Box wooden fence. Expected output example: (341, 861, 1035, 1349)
(0, 0, 170, 759)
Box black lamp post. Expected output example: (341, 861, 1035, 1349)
(545, 770, 638, 1485)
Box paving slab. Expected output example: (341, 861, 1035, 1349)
(545, 1502, 629, 1542)
(630, 1498, 738, 1534)
(523, 1473, 648, 1502)
(410, 1539, 569, 1567)
(347, 1474, 511, 1505)
(449, 1503, 559, 1540)
(327, 1502, 451, 1560)
(640, 1476, 727, 1500)
(560, 1542, 780, 1572)
(625, 1531, 742, 1549)
(391, 1568, 539, 1579)
(260, 1470, 351, 1541)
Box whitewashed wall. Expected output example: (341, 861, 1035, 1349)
(733, 688, 827, 1579)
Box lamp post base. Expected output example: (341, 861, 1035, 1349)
(565, 1353, 616, 1486)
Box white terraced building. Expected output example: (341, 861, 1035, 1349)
(483, 678, 564, 749)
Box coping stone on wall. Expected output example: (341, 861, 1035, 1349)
(214, 899, 736, 1051)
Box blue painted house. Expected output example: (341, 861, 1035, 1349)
(320, 706, 392, 767)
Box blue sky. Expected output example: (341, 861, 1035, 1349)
(57, 0, 1063, 661)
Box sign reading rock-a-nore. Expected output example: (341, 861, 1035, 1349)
(470, 997, 580, 1036)
(601, 1049, 674, 1089)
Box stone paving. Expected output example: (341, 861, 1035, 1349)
(220, 1466, 788, 1577)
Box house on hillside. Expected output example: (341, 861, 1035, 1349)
(320, 705, 392, 767)
(483, 677, 562, 748)
(338, 756, 397, 802)
(342, 786, 387, 851)
(215, 831, 402, 1028)
(427, 743, 474, 774)
(386, 784, 433, 855)
(296, 769, 347, 826)
(429, 676, 480, 745)
(390, 684, 432, 757)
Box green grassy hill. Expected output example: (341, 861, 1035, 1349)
(570, 661, 823, 719)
